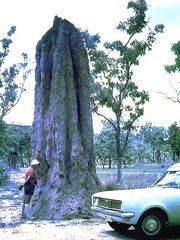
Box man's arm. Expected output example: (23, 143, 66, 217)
(24, 174, 32, 185)
(24, 168, 33, 184)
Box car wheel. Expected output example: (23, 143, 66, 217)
(136, 211, 167, 239)
(108, 221, 130, 232)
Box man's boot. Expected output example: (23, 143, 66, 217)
(24, 204, 32, 219)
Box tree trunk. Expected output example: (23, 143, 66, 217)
(115, 126, 122, 182)
(30, 16, 101, 220)
(108, 158, 112, 169)
(9, 152, 18, 170)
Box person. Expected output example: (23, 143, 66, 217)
(21, 159, 40, 218)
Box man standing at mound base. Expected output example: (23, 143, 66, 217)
(21, 159, 40, 219)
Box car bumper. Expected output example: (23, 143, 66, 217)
(91, 206, 135, 224)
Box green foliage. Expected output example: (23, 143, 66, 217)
(5, 124, 32, 167)
(82, 0, 164, 181)
(102, 180, 119, 191)
(165, 41, 180, 73)
(18, 129, 32, 165)
(137, 123, 170, 163)
(0, 123, 32, 169)
(164, 41, 180, 103)
(94, 121, 174, 168)
(94, 122, 116, 168)
(0, 120, 8, 156)
(125, 0, 148, 34)
(167, 122, 180, 162)
(0, 26, 31, 120)
(0, 162, 9, 185)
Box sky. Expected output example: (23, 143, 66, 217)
(1, 0, 180, 133)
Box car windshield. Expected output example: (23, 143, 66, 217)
(153, 171, 180, 188)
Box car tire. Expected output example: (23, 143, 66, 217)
(136, 210, 167, 239)
(108, 221, 130, 232)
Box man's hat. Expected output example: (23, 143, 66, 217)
(31, 159, 40, 166)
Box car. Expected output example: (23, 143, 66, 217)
(91, 163, 180, 239)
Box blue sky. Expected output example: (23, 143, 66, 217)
(1, 0, 179, 132)
(148, 2, 180, 26)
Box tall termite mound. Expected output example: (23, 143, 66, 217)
(30, 16, 101, 219)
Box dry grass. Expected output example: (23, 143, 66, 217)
(97, 167, 164, 191)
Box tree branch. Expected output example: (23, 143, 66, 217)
(94, 110, 117, 131)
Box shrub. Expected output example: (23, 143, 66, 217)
(0, 163, 9, 185)
(102, 179, 119, 191)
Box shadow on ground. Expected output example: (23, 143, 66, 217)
(106, 226, 180, 240)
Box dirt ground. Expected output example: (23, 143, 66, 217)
(0, 169, 136, 240)
(1, 170, 180, 240)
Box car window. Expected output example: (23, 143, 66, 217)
(154, 171, 180, 188)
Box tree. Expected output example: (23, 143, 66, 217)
(5, 124, 32, 169)
(127, 131, 148, 164)
(167, 122, 180, 162)
(139, 123, 169, 163)
(0, 26, 31, 122)
(82, 0, 164, 181)
(18, 128, 32, 166)
(0, 120, 8, 156)
(94, 122, 116, 169)
(163, 41, 180, 103)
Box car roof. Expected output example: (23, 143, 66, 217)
(167, 163, 180, 172)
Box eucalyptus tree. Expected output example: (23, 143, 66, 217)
(0, 26, 31, 122)
(167, 122, 180, 162)
(0, 120, 7, 157)
(5, 124, 32, 168)
(82, 0, 164, 181)
(123, 130, 147, 165)
(164, 41, 180, 103)
(18, 127, 32, 166)
(139, 123, 169, 163)
(94, 122, 116, 169)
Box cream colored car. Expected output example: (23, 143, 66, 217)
(91, 163, 180, 239)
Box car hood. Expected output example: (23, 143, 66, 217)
(93, 187, 179, 202)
